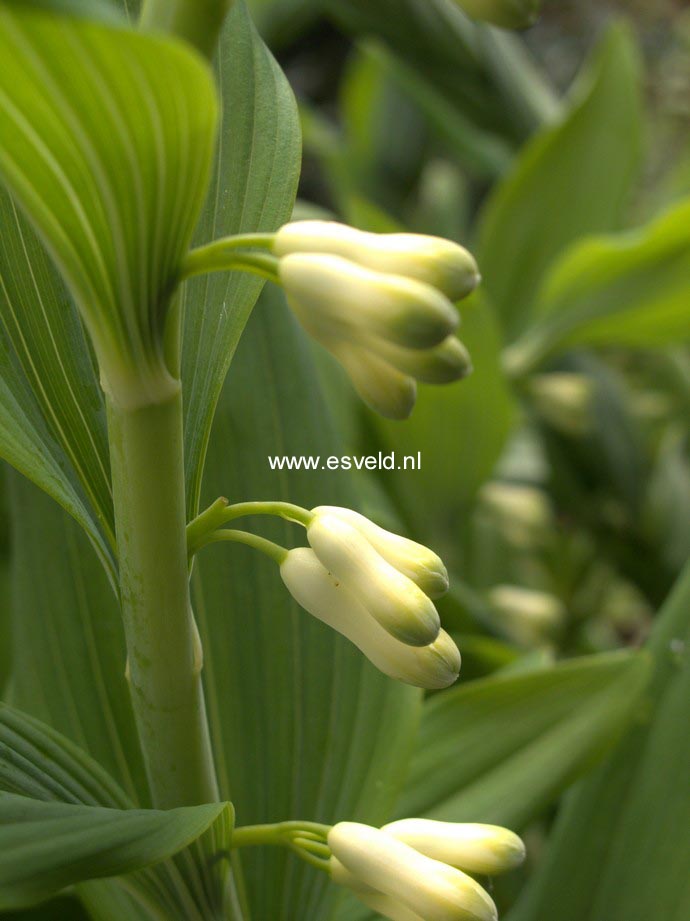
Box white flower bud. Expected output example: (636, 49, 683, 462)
(274, 221, 480, 301)
(312, 506, 449, 599)
(332, 857, 426, 921)
(328, 822, 498, 921)
(487, 585, 565, 647)
(332, 342, 417, 421)
(479, 482, 553, 548)
(280, 253, 459, 350)
(307, 513, 440, 646)
(382, 820, 526, 876)
(280, 549, 460, 688)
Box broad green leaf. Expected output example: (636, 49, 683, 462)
(375, 292, 516, 545)
(506, 199, 690, 373)
(193, 288, 422, 920)
(396, 651, 651, 828)
(451, 0, 540, 30)
(0, 792, 231, 911)
(0, 191, 115, 582)
(0, 703, 130, 808)
(509, 561, 690, 921)
(180, 0, 301, 516)
(327, 0, 557, 143)
(0, 4, 217, 408)
(478, 24, 643, 337)
(8, 470, 148, 806)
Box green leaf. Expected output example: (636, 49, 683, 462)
(509, 562, 690, 921)
(180, 0, 301, 516)
(396, 651, 651, 828)
(507, 199, 690, 373)
(8, 470, 148, 806)
(478, 24, 643, 338)
(0, 792, 231, 911)
(0, 191, 115, 582)
(0, 702, 131, 808)
(451, 0, 540, 30)
(193, 288, 422, 919)
(0, 4, 217, 407)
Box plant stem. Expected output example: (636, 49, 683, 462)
(107, 388, 218, 809)
(182, 246, 280, 284)
(139, 0, 233, 59)
(204, 529, 288, 564)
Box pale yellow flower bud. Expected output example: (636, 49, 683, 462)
(328, 822, 498, 921)
(382, 820, 526, 876)
(312, 506, 449, 599)
(370, 335, 472, 385)
(332, 857, 426, 921)
(479, 482, 553, 548)
(307, 513, 440, 646)
(487, 585, 565, 647)
(280, 253, 459, 350)
(332, 342, 417, 421)
(274, 220, 480, 301)
(280, 549, 460, 688)
(527, 373, 594, 436)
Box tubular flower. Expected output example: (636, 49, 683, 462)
(382, 820, 526, 876)
(306, 512, 440, 646)
(274, 220, 480, 300)
(311, 505, 449, 599)
(279, 548, 460, 689)
(328, 822, 498, 921)
(274, 221, 479, 420)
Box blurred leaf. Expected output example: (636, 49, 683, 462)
(180, 0, 301, 516)
(375, 292, 516, 543)
(327, 0, 556, 143)
(396, 651, 651, 828)
(451, 0, 540, 30)
(510, 561, 690, 921)
(247, 0, 325, 46)
(479, 24, 643, 338)
(508, 199, 690, 372)
(0, 792, 231, 912)
(193, 287, 422, 919)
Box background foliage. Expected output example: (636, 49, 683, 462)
(0, 0, 688, 919)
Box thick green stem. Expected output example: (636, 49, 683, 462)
(108, 388, 218, 808)
(139, 0, 233, 59)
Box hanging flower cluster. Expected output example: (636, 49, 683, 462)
(328, 819, 525, 921)
(273, 221, 479, 419)
(280, 506, 460, 688)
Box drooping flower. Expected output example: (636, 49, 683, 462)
(273, 221, 479, 419)
(279, 548, 460, 688)
(328, 822, 499, 921)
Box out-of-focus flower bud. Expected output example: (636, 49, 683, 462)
(382, 820, 526, 876)
(331, 341, 417, 421)
(280, 549, 460, 688)
(280, 253, 458, 350)
(479, 482, 553, 548)
(527, 373, 594, 436)
(307, 513, 440, 646)
(312, 506, 449, 599)
(487, 584, 565, 647)
(328, 822, 498, 921)
(274, 220, 480, 301)
(370, 335, 473, 385)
